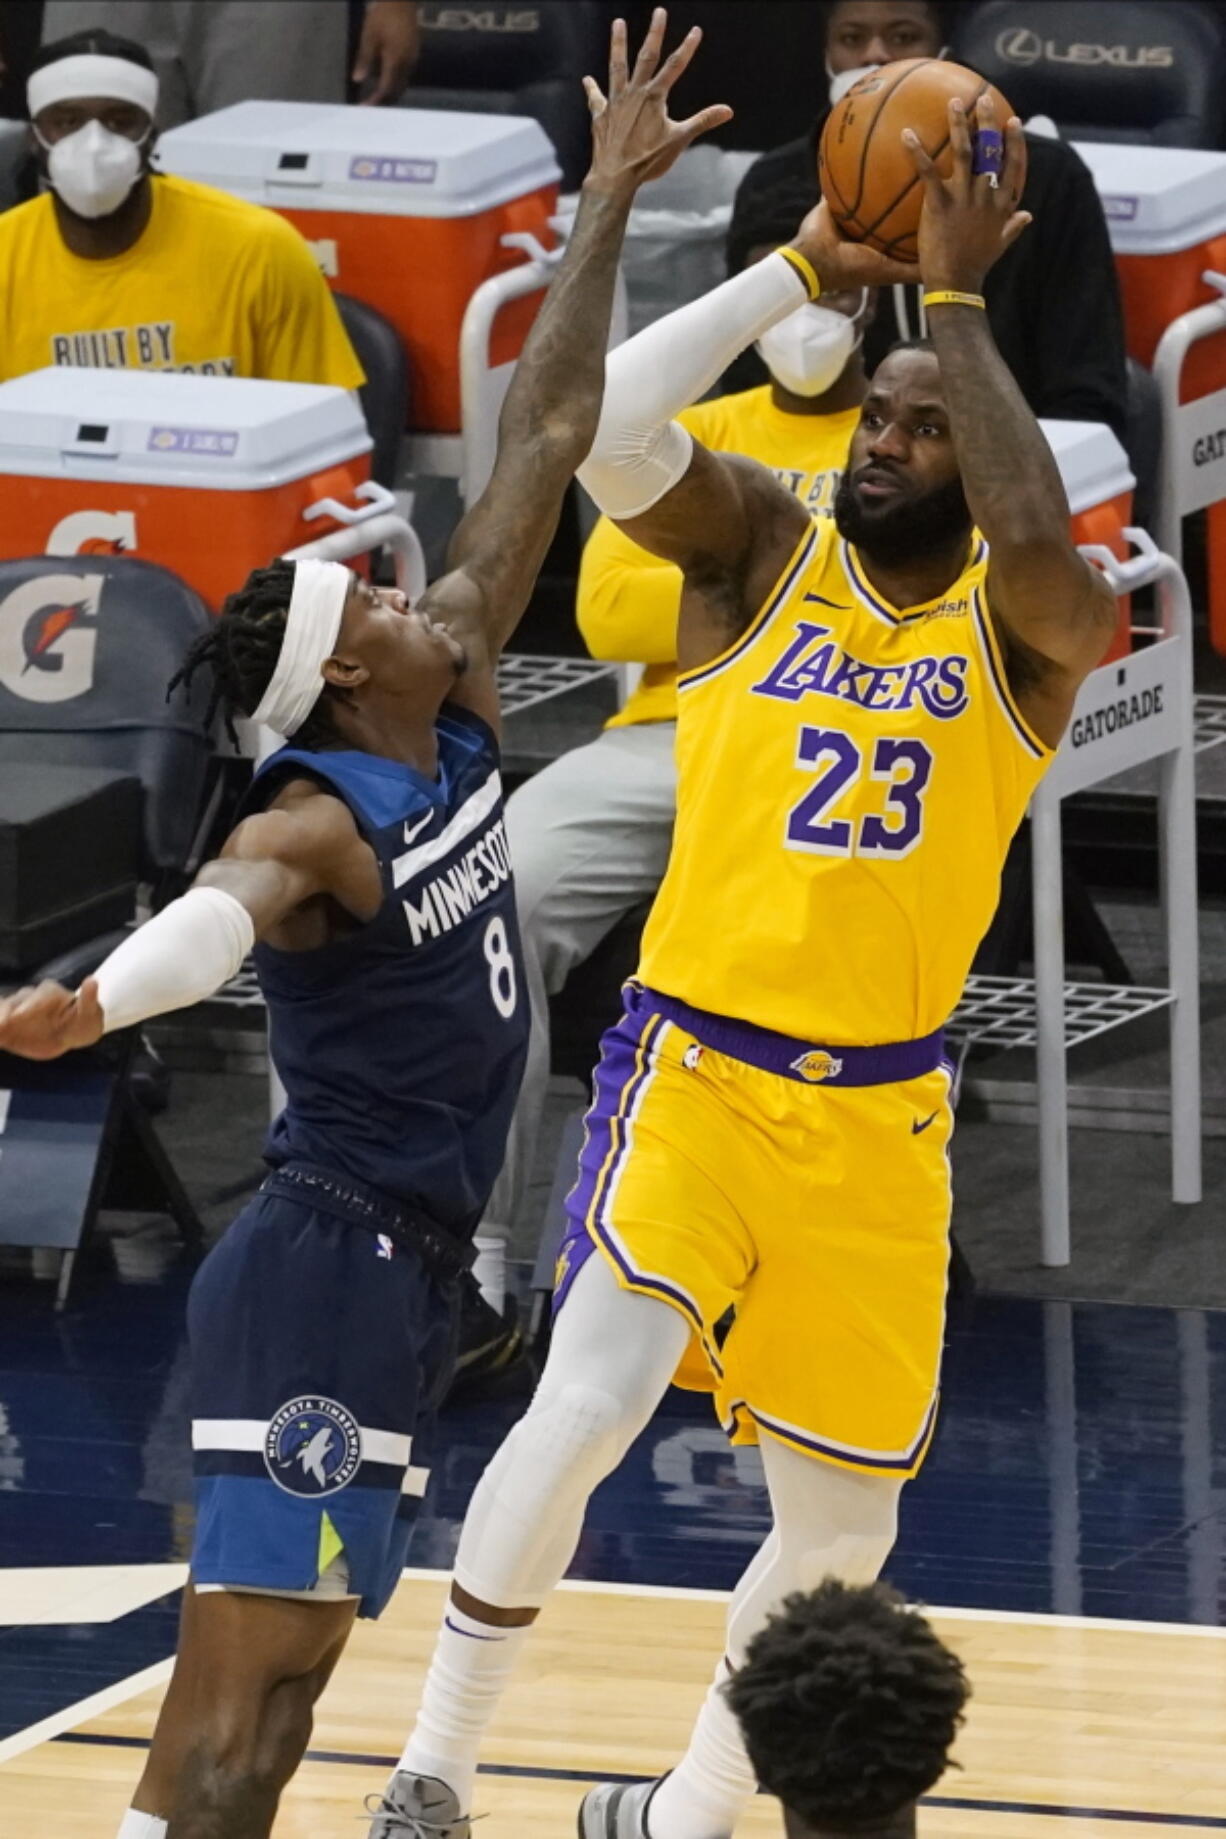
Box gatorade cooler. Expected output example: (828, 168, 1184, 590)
(0, 368, 372, 610)
(1044, 418, 1136, 662)
(157, 102, 561, 433)
(1073, 142, 1226, 376)
(1075, 141, 1226, 654)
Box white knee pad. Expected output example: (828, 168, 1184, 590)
(453, 1384, 632, 1609)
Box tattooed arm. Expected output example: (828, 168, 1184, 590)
(908, 98, 1116, 749)
(422, 10, 730, 728)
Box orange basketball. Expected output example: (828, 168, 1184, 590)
(818, 58, 1025, 261)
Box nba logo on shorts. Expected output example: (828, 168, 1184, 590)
(789, 1050, 844, 1084)
(264, 1396, 362, 1497)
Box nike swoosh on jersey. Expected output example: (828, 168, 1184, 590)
(402, 811, 435, 848)
(911, 1111, 939, 1135)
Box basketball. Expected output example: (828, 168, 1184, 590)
(819, 58, 1025, 261)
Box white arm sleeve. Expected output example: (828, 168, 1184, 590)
(577, 251, 811, 521)
(93, 885, 256, 1034)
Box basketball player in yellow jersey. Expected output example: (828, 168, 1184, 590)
(374, 86, 1113, 1839)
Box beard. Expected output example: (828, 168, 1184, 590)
(833, 469, 973, 570)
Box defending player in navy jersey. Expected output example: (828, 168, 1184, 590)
(0, 16, 736, 1838)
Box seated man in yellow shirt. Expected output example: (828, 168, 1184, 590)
(470, 180, 873, 1318)
(0, 27, 364, 388)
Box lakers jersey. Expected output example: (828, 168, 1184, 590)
(637, 519, 1053, 1045)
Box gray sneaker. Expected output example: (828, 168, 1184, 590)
(577, 1778, 671, 1838)
(365, 1772, 471, 1837)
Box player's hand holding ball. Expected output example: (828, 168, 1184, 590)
(788, 197, 922, 298)
(903, 95, 1032, 294)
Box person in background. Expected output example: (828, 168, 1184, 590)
(726, 1580, 970, 1839)
(728, 0, 1128, 442)
(466, 177, 871, 1349)
(0, 29, 364, 386)
(39, 0, 419, 123)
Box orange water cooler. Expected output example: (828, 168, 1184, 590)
(0, 367, 374, 609)
(1044, 418, 1136, 661)
(1074, 140, 1226, 652)
(157, 102, 561, 433)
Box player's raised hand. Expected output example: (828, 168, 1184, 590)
(582, 9, 732, 197)
(790, 198, 922, 294)
(903, 94, 1031, 294)
(0, 976, 104, 1060)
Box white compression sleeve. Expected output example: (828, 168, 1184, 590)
(577, 250, 812, 520)
(92, 886, 256, 1034)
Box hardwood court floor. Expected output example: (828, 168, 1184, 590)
(4, 1573, 1226, 1837)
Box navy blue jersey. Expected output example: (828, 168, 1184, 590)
(241, 704, 528, 1232)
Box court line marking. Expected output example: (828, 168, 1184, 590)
(46, 1733, 1226, 1829)
(410, 1570, 1226, 1639)
(0, 1659, 173, 1766)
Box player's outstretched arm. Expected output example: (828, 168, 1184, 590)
(0, 788, 374, 1061)
(580, 200, 919, 665)
(429, 10, 731, 668)
(906, 98, 1117, 747)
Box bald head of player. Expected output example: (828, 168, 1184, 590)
(171, 558, 468, 758)
(833, 339, 973, 571)
(725, 1580, 968, 1838)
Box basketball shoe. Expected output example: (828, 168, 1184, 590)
(365, 1772, 470, 1836)
(579, 1777, 700, 1837)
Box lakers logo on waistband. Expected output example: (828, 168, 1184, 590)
(790, 1050, 844, 1083)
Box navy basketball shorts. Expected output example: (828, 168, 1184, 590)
(187, 1188, 457, 1619)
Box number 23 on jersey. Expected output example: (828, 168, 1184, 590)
(786, 725, 933, 859)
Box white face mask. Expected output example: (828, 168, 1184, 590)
(36, 118, 148, 220)
(756, 294, 868, 398)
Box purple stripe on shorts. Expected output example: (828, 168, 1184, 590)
(552, 1006, 706, 1341)
(625, 981, 943, 1086)
(728, 1391, 940, 1473)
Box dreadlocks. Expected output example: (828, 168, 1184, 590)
(167, 558, 343, 751)
(725, 1581, 969, 1835)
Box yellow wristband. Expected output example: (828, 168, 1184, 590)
(779, 245, 822, 302)
(922, 289, 986, 310)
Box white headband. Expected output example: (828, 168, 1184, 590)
(28, 54, 159, 120)
(251, 560, 351, 739)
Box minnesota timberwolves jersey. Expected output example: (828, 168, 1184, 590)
(243, 704, 527, 1233)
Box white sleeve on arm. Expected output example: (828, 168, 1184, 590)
(577, 250, 812, 520)
(93, 886, 256, 1034)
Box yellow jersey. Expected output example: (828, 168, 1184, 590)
(577, 388, 860, 728)
(0, 176, 363, 388)
(638, 518, 1053, 1044)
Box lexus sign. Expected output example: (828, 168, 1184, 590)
(995, 28, 1174, 69)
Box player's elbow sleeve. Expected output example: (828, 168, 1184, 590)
(578, 414, 694, 522)
(93, 885, 256, 1034)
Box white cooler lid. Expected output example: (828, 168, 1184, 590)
(1040, 418, 1134, 516)
(0, 367, 370, 490)
(1072, 141, 1226, 255)
(157, 100, 560, 219)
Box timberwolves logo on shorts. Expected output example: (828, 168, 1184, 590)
(264, 1396, 362, 1497)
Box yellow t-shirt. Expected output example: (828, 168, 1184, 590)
(638, 521, 1052, 1043)
(0, 175, 364, 388)
(576, 387, 861, 727)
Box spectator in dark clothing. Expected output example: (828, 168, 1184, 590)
(727, 0, 1128, 443)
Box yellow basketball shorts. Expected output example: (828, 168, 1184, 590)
(554, 981, 955, 1478)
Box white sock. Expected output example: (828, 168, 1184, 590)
(471, 1234, 507, 1314)
(116, 1813, 168, 1839)
(397, 1603, 534, 1813)
(648, 1658, 757, 1839)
